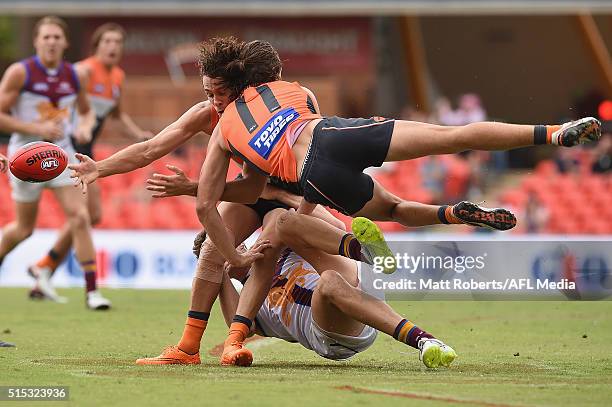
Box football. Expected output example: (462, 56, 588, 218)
(9, 141, 68, 182)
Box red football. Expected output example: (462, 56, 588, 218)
(9, 141, 68, 183)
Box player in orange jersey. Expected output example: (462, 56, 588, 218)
(72, 38, 494, 366)
(67, 38, 339, 361)
(188, 39, 600, 365)
(73, 38, 598, 365)
(0, 16, 110, 310)
(28, 23, 152, 303)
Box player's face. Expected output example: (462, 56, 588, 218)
(34, 24, 68, 65)
(202, 76, 233, 115)
(96, 31, 124, 66)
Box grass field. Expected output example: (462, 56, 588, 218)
(1, 287, 611, 406)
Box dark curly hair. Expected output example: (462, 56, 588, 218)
(198, 37, 282, 98)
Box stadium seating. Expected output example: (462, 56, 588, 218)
(2, 143, 609, 234)
(500, 158, 612, 235)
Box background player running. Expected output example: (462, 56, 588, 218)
(0, 16, 110, 310)
(29, 22, 153, 302)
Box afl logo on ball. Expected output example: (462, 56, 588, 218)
(41, 157, 60, 171)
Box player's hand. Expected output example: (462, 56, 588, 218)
(0, 153, 8, 173)
(146, 165, 195, 198)
(223, 243, 250, 279)
(34, 119, 63, 141)
(227, 240, 272, 268)
(68, 153, 98, 193)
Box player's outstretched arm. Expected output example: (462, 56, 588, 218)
(69, 102, 212, 186)
(146, 163, 267, 201)
(196, 127, 271, 267)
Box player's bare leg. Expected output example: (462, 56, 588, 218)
(136, 202, 261, 365)
(29, 182, 103, 301)
(276, 210, 375, 281)
(221, 208, 286, 367)
(385, 118, 601, 161)
(355, 179, 517, 232)
(0, 201, 38, 263)
(312, 269, 456, 368)
(348, 118, 602, 231)
(277, 212, 456, 368)
(52, 186, 110, 310)
(277, 201, 503, 275)
(0, 202, 39, 297)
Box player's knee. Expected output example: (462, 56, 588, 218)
(194, 238, 225, 283)
(67, 207, 91, 230)
(200, 238, 223, 263)
(317, 270, 344, 301)
(276, 211, 299, 241)
(383, 196, 402, 221)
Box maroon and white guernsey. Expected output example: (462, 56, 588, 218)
(8, 56, 80, 155)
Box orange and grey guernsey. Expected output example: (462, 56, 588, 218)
(219, 81, 321, 183)
(80, 56, 124, 119)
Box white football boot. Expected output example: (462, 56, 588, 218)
(86, 290, 112, 310)
(28, 265, 68, 304)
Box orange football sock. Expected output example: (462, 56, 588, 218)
(178, 317, 207, 355)
(444, 206, 462, 224)
(546, 125, 561, 144)
(224, 322, 250, 347)
(36, 253, 60, 271)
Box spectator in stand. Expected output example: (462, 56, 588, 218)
(591, 128, 611, 174)
(524, 191, 549, 234)
(434, 94, 490, 200)
(554, 147, 581, 174)
(435, 94, 486, 126)
(420, 156, 448, 203)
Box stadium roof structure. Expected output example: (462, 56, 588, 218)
(2, 0, 611, 16)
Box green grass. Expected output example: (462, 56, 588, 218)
(1, 288, 611, 406)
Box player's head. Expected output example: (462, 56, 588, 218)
(241, 40, 282, 87)
(198, 37, 246, 114)
(32, 16, 69, 64)
(91, 23, 126, 66)
(198, 37, 282, 113)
